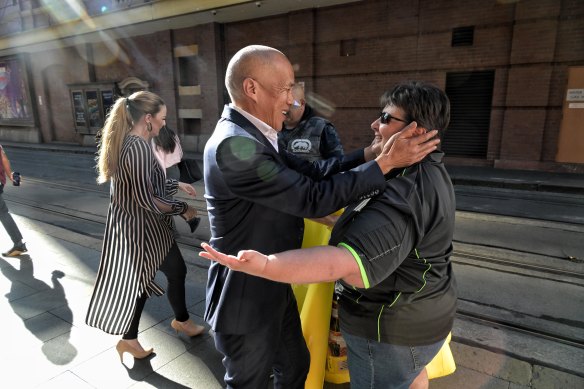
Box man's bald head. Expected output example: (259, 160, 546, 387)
(225, 45, 287, 103)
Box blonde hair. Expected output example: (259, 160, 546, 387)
(96, 91, 165, 183)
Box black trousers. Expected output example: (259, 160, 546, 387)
(214, 288, 310, 389)
(123, 241, 189, 339)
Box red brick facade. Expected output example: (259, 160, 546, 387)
(219, 0, 583, 172)
(0, 0, 582, 172)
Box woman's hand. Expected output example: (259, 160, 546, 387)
(178, 182, 196, 197)
(181, 205, 198, 221)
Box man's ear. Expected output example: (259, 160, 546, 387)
(242, 78, 259, 102)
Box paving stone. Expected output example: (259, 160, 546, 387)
(22, 311, 73, 342)
(431, 365, 510, 389)
(451, 341, 533, 385)
(509, 383, 531, 389)
(35, 370, 94, 389)
(532, 365, 584, 389)
(132, 335, 224, 389)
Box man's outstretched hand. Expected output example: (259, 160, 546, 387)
(375, 122, 439, 174)
(199, 243, 268, 277)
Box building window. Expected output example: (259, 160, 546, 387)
(340, 39, 356, 57)
(452, 26, 474, 47)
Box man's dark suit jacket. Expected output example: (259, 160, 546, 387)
(203, 105, 387, 334)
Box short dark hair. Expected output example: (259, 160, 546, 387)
(380, 81, 450, 139)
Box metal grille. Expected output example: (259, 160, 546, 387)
(443, 71, 494, 158)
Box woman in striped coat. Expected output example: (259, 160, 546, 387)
(86, 91, 199, 360)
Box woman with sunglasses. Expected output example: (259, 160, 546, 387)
(200, 81, 456, 389)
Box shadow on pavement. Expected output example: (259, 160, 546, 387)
(0, 255, 76, 365)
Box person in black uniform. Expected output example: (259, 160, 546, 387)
(279, 82, 344, 162)
(200, 81, 455, 389)
(203, 44, 440, 389)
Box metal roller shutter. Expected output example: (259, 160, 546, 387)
(443, 71, 494, 158)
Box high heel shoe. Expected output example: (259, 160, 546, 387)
(171, 319, 205, 337)
(115, 340, 154, 362)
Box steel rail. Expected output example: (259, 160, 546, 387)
(456, 310, 584, 349)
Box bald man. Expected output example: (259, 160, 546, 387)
(280, 82, 344, 162)
(203, 45, 439, 388)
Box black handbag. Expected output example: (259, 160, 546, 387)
(178, 158, 202, 183)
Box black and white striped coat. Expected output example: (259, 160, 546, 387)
(86, 135, 187, 335)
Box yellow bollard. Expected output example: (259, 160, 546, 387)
(427, 332, 456, 379)
(292, 218, 339, 388)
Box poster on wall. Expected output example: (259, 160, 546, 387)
(85, 90, 101, 128)
(69, 83, 115, 134)
(100, 89, 114, 118)
(0, 56, 34, 125)
(72, 90, 86, 127)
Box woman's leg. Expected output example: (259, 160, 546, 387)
(117, 293, 153, 359)
(122, 293, 148, 340)
(159, 241, 189, 321)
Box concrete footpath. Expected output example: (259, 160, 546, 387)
(2, 205, 583, 388)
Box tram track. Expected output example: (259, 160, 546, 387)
(7, 177, 583, 276)
(6, 178, 584, 361)
(455, 309, 584, 349)
(7, 185, 580, 276)
(452, 249, 584, 284)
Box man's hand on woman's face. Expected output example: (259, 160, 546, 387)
(375, 122, 439, 173)
(363, 136, 383, 161)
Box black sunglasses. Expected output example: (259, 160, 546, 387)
(379, 112, 408, 125)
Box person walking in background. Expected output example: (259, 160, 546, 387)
(152, 125, 197, 196)
(203, 44, 439, 388)
(200, 81, 456, 389)
(152, 126, 201, 234)
(151, 124, 205, 336)
(279, 82, 344, 162)
(86, 91, 200, 362)
(0, 144, 27, 257)
(281, 82, 346, 227)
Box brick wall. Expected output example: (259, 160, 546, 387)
(30, 46, 90, 143)
(220, 0, 584, 171)
(6, 0, 582, 170)
(171, 23, 224, 151)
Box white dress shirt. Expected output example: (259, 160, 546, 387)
(230, 104, 279, 152)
